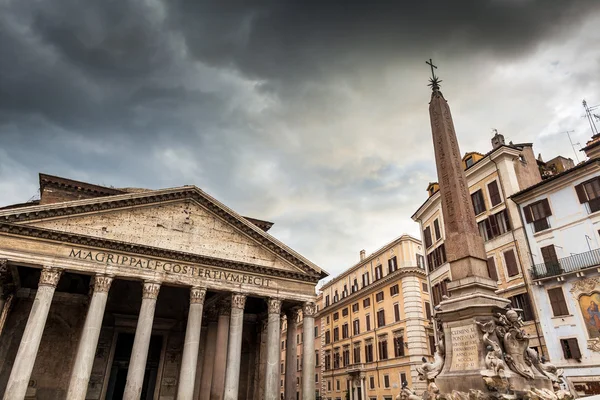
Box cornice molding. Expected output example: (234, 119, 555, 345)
(0, 222, 320, 283)
(0, 187, 324, 280)
(317, 267, 426, 316)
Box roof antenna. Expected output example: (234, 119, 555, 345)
(561, 130, 580, 163)
(582, 99, 599, 136)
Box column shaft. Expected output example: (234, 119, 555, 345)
(361, 377, 366, 400)
(284, 309, 298, 400)
(200, 321, 218, 398)
(66, 275, 113, 400)
(123, 281, 160, 400)
(264, 299, 281, 400)
(211, 308, 230, 400)
(3, 267, 62, 400)
(0, 259, 7, 318)
(177, 287, 207, 400)
(223, 293, 246, 400)
(301, 302, 316, 400)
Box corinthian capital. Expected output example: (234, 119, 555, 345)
(190, 286, 207, 304)
(39, 267, 62, 288)
(303, 301, 317, 317)
(267, 298, 282, 314)
(93, 275, 113, 293)
(231, 293, 247, 310)
(142, 281, 161, 299)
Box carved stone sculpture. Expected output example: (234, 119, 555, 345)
(417, 346, 445, 382)
(397, 381, 422, 400)
(475, 320, 507, 377)
(494, 308, 535, 379)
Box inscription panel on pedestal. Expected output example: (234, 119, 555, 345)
(449, 325, 479, 371)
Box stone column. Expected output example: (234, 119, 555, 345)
(123, 281, 161, 400)
(177, 286, 207, 400)
(211, 302, 230, 400)
(360, 374, 366, 400)
(264, 298, 282, 400)
(223, 293, 246, 400)
(284, 308, 299, 400)
(0, 259, 8, 317)
(301, 302, 316, 400)
(352, 381, 357, 400)
(3, 266, 62, 400)
(66, 275, 113, 400)
(200, 319, 218, 398)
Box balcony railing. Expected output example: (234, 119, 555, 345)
(530, 248, 600, 280)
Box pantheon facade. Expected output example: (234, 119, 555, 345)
(0, 174, 327, 400)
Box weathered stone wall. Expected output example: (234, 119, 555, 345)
(0, 292, 87, 399)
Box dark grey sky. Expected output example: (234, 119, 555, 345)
(1, 1, 599, 278)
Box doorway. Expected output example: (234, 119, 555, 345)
(105, 332, 163, 399)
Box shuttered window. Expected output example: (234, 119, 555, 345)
(424, 301, 432, 320)
(394, 336, 405, 357)
(548, 287, 569, 316)
(394, 303, 401, 322)
(560, 338, 581, 359)
(503, 249, 519, 277)
(377, 309, 386, 327)
(433, 219, 441, 240)
(576, 177, 600, 213)
(524, 199, 552, 232)
(541, 245, 561, 275)
(487, 257, 498, 281)
(471, 190, 486, 215)
(488, 180, 501, 206)
(424, 226, 432, 248)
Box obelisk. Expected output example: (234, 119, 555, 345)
(425, 64, 551, 394)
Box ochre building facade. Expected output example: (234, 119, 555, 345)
(0, 174, 327, 400)
(316, 235, 431, 400)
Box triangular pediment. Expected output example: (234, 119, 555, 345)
(0, 188, 325, 279)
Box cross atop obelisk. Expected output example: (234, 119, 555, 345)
(426, 58, 442, 91)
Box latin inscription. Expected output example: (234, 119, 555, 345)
(68, 248, 272, 287)
(449, 325, 479, 371)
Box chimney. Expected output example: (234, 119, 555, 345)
(491, 129, 505, 149)
(360, 250, 366, 261)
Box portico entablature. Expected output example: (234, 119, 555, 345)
(0, 227, 318, 302)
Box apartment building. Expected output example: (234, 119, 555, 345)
(316, 235, 431, 400)
(411, 131, 547, 355)
(511, 131, 600, 396)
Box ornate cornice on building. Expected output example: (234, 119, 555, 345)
(93, 274, 113, 293)
(142, 281, 161, 299)
(320, 235, 422, 291)
(39, 267, 62, 287)
(317, 266, 427, 316)
(0, 222, 319, 283)
(190, 286, 207, 304)
(0, 187, 325, 280)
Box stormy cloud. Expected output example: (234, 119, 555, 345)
(1, 0, 599, 278)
